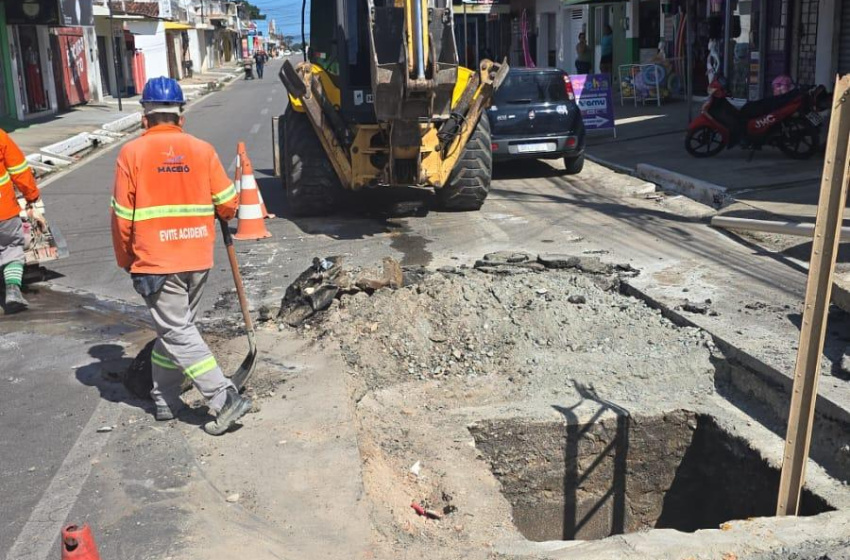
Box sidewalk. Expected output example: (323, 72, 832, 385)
(587, 97, 850, 315)
(586, 99, 825, 215)
(4, 63, 243, 177)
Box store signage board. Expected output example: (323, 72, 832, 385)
(456, 0, 510, 14)
(60, 0, 94, 26)
(6, 0, 60, 25)
(572, 73, 616, 134)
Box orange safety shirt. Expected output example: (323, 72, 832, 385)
(110, 124, 238, 274)
(0, 129, 40, 221)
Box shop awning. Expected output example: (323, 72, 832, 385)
(164, 22, 192, 30)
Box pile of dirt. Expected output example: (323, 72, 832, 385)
(293, 251, 716, 406)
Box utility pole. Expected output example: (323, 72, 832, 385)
(776, 74, 850, 516)
(108, 2, 122, 111)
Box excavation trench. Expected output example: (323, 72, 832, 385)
(277, 252, 849, 555)
(470, 410, 833, 542)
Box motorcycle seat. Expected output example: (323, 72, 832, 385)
(739, 90, 802, 120)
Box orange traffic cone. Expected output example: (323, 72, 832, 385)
(62, 524, 101, 560)
(233, 155, 272, 240)
(236, 142, 274, 219)
(257, 185, 276, 220)
(235, 141, 246, 193)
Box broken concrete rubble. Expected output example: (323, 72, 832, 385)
(278, 256, 406, 327)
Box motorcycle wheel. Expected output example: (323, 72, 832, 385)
(778, 117, 819, 160)
(685, 126, 726, 158)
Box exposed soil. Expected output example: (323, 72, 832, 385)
(281, 252, 749, 558)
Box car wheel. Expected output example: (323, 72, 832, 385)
(563, 154, 584, 175)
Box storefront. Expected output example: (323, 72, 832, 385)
(562, 1, 633, 76)
(667, 0, 795, 100)
(454, 1, 511, 69)
(50, 0, 94, 109)
(50, 27, 91, 109)
(5, 0, 58, 119)
(838, 0, 850, 75)
(0, 2, 15, 119)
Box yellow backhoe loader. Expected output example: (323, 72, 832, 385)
(277, 0, 508, 215)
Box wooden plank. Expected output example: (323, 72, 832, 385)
(777, 75, 850, 516)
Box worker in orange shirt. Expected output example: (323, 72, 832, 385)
(110, 77, 251, 435)
(0, 129, 41, 314)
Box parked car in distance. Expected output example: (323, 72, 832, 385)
(283, 49, 293, 57)
(488, 67, 586, 174)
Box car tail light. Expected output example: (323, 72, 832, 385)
(566, 137, 577, 147)
(563, 75, 576, 102)
(491, 143, 499, 151)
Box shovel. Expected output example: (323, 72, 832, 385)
(218, 217, 258, 390)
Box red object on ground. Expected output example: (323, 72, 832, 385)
(411, 502, 426, 517)
(61, 524, 102, 560)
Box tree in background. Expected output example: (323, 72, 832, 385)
(239, 1, 266, 20)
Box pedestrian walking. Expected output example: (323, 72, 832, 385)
(575, 32, 591, 75)
(253, 50, 268, 79)
(0, 129, 41, 314)
(110, 77, 251, 435)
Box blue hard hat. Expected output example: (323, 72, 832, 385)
(140, 76, 185, 105)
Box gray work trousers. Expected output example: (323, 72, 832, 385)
(143, 271, 234, 412)
(0, 217, 25, 267)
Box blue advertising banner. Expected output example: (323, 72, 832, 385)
(571, 74, 615, 132)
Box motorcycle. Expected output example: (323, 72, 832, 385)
(243, 60, 254, 80)
(685, 78, 829, 160)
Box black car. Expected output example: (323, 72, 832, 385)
(488, 67, 586, 174)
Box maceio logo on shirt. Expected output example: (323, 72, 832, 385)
(158, 146, 191, 173)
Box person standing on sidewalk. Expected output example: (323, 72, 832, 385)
(253, 49, 268, 79)
(575, 32, 591, 74)
(110, 77, 252, 435)
(0, 129, 41, 314)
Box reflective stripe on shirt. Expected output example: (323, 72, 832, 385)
(111, 197, 214, 222)
(211, 183, 237, 205)
(7, 161, 30, 175)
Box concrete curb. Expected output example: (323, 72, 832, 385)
(584, 154, 664, 197)
(584, 153, 637, 177)
(635, 163, 732, 208)
(101, 112, 142, 134)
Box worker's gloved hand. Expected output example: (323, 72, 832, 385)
(26, 199, 47, 231)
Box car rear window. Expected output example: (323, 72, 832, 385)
(494, 72, 567, 104)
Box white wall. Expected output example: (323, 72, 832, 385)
(536, 0, 564, 70)
(128, 21, 169, 80)
(83, 27, 104, 102)
(188, 28, 203, 72)
(94, 17, 117, 96)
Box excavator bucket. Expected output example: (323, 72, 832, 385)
(367, 0, 458, 121)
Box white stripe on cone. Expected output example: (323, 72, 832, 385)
(237, 204, 264, 220)
(241, 172, 258, 190)
(235, 154, 242, 192)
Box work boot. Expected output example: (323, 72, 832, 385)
(4, 284, 28, 314)
(203, 388, 252, 436)
(155, 401, 186, 421)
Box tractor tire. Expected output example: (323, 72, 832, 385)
(283, 106, 343, 216)
(436, 113, 492, 211)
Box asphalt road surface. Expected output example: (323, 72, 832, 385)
(1, 57, 824, 559)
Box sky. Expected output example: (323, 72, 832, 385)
(252, 0, 310, 42)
